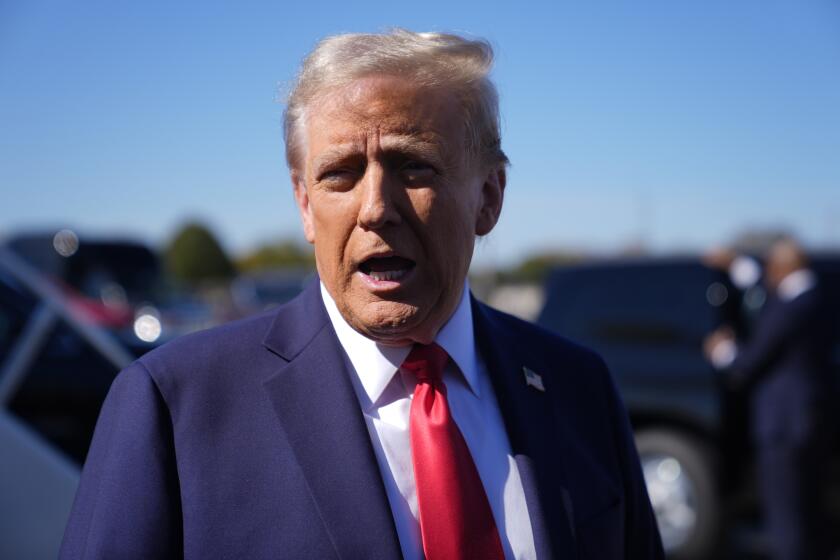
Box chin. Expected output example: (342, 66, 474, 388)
(349, 300, 433, 345)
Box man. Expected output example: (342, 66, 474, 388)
(61, 30, 663, 559)
(705, 239, 835, 560)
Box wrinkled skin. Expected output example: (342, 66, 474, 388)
(291, 75, 505, 346)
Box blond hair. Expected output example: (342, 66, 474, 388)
(284, 29, 507, 172)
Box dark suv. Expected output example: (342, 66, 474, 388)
(536, 256, 840, 560)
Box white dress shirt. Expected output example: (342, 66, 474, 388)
(776, 268, 816, 303)
(320, 282, 536, 560)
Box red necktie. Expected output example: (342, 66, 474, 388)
(402, 343, 505, 560)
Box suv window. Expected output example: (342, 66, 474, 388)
(0, 270, 37, 365)
(539, 261, 730, 350)
(8, 317, 120, 464)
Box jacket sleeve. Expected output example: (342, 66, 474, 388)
(59, 361, 183, 559)
(600, 357, 665, 559)
(730, 298, 812, 387)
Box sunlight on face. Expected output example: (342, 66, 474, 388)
(292, 76, 504, 345)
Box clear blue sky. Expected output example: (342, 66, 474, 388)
(2, 0, 839, 267)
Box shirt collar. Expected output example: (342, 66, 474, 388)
(434, 282, 480, 399)
(320, 281, 480, 411)
(777, 269, 817, 302)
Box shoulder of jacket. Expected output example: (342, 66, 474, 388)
(136, 309, 278, 383)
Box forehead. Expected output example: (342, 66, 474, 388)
(304, 76, 464, 151)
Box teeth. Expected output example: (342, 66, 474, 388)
(368, 269, 408, 282)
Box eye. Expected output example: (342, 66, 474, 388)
(403, 160, 429, 170)
(402, 160, 433, 171)
(320, 169, 352, 180)
(316, 167, 361, 191)
(399, 160, 437, 181)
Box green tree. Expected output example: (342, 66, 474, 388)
(237, 241, 315, 272)
(165, 222, 236, 285)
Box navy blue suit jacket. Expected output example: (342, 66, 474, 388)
(732, 287, 835, 444)
(60, 280, 663, 559)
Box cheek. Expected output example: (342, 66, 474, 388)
(311, 191, 357, 231)
(416, 189, 478, 270)
(438, 185, 481, 238)
(309, 193, 359, 270)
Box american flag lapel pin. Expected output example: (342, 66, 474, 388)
(523, 366, 545, 392)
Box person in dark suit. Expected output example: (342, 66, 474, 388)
(705, 239, 835, 560)
(60, 29, 663, 559)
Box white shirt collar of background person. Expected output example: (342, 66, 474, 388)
(777, 268, 817, 302)
(320, 280, 481, 411)
(728, 255, 762, 290)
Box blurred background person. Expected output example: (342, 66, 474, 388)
(705, 238, 836, 560)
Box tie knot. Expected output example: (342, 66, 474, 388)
(402, 343, 449, 384)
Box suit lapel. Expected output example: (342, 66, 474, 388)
(472, 297, 578, 560)
(262, 281, 403, 560)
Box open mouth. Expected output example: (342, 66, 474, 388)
(359, 255, 416, 283)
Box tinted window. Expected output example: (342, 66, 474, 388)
(67, 243, 161, 303)
(0, 271, 37, 365)
(8, 318, 121, 464)
(539, 262, 726, 349)
(7, 237, 162, 304)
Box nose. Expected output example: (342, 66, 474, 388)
(357, 164, 401, 230)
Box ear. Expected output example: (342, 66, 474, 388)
(292, 171, 316, 244)
(474, 165, 506, 236)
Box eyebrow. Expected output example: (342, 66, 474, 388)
(311, 145, 361, 175)
(379, 134, 446, 165)
(311, 133, 448, 175)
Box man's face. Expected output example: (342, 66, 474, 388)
(292, 75, 505, 345)
(764, 242, 802, 292)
